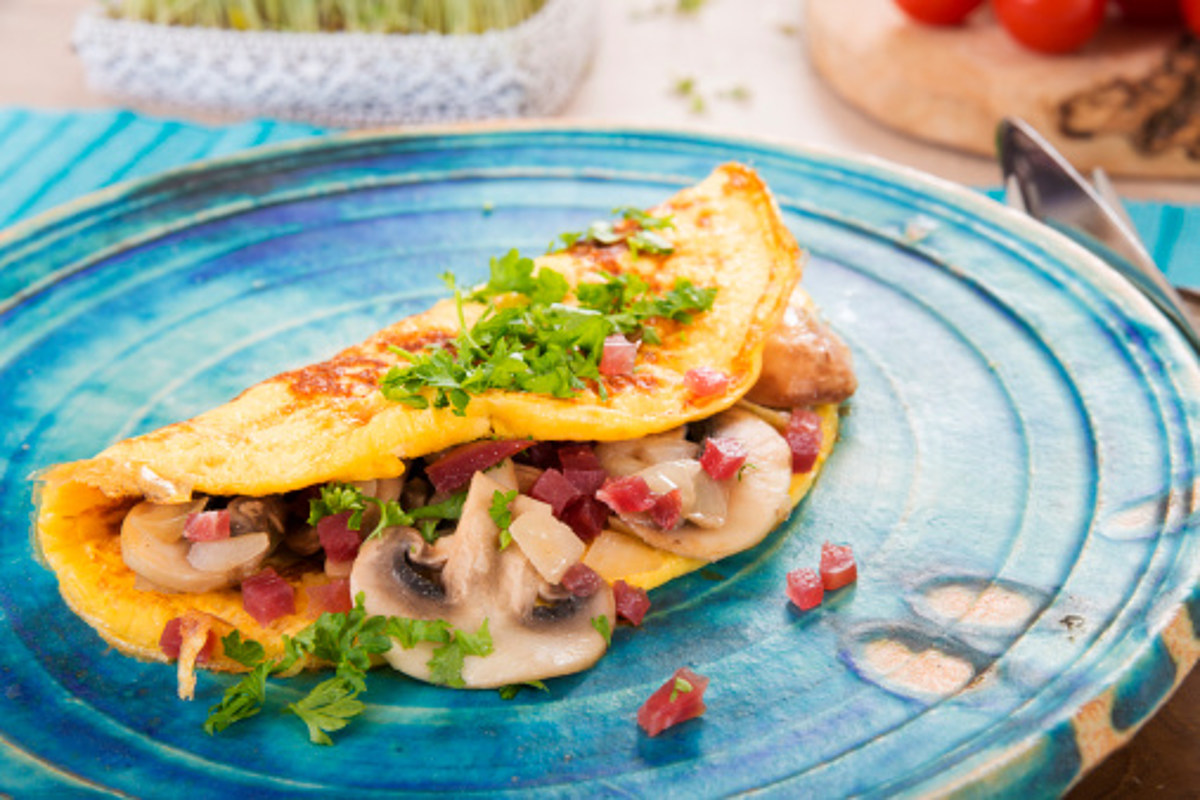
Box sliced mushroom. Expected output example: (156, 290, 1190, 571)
(618, 408, 792, 561)
(122, 500, 268, 593)
(228, 496, 286, 540)
(747, 286, 857, 408)
(596, 426, 700, 477)
(351, 469, 614, 688)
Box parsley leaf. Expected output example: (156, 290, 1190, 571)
(384, 617, 453, 649)
(591, 615, 613, 646)
(497, 680, 549, 700)
(308, 483, 368, 528)
(204, 661, 270, 735)
(307, 482, 464, 543)
(285, 676, 366, 746)
(427, 619, 494, 689)
(669, 676, 694, 702)
(221, 630, 265, 668)
(489, 489, 518, 549)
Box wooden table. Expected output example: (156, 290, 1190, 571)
(1, 1, 1197, 796)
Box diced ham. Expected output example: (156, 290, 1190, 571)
(599, 335, 638, 376)
(786, 408, 823, 473)
(649, 489, 683, 530)
(183, 509, 230, 542)
(561, 563, 605, 597)
(684, 367, 731, 398)
(597, 475, 656, 515)
(317, 512, 362, 563)
(700, 437, 748, 481)
(637, 667, 709, 737)
(520, 442, 561, 470)
(241, 568, 296, 626)
(530, 469, 584, 517)
(614, 580, 651, 625)
(563, 467, 607, 495)
(560, 496, 610, 542)
(158, 617, 215, 662)
(786, 568, 825, 610)
(820, 541, 858, 591)
(426, 439, 535, 494)
(557, 443, 603, 472)
(306, 578, 353, 616)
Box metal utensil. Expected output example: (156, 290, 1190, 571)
(996, 117, 1200, 354)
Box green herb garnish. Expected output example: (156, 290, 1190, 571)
(205, 595, 496, 743)
(591, 615, 613, 646)
(489, 489, 519, 549)
(379, 248, 717, 414)
(669, 676, 694, 702)
(308, 482, 465, 543)
(553, 206, 676, 256)
(497, 680, 548, 700)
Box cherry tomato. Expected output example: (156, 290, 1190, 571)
(1112, 0, 1182, 24)
(893, 0, 985, 25)
(1184, 0, 1200, 35)
(993, 0, 1107, 54)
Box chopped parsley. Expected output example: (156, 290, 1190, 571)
(308, 482, 465, 543)
(204, 595, 495, 744)
(497, 680, 548, 700)
(669, 676, 694, 702)
(379, 248, 716, 414)
(591, 614, 613, 646)
(551, 206, 676, 256)
(489, 489, 519, 549)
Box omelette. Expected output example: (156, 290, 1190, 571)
(34, 163, 856, 693)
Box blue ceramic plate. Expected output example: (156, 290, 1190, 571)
(2, 128, 1199, 798)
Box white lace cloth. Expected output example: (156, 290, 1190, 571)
(73, 0, 598, 126)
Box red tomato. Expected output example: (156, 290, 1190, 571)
(993, 0, 1106, 53)
(894, 0, 984, 25)
(1184, 0, 1200, 34)
(819, 541, 858, 591)
(1113, 0, 1182, 24)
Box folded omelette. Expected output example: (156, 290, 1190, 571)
(34, 163, 856, 689)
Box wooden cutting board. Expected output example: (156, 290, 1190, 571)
(806, 0, 1199, 179)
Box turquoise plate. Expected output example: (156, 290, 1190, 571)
(2, 128, 1199, 798)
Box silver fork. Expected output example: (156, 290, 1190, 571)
(996, 117, 1200, 355)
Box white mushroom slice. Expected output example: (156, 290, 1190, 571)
(124, 498, 207, 544)
(508, 497, 586, 584)
(122, 501, 245, 593)
(186, 532, 271, 575)
(351, 470, 614, 688)
(687, 470, 729, 529)
(596, 427, 700, 476)
(620, 408, 792, 561)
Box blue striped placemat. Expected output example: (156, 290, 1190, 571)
(1, 108, 1197, 288)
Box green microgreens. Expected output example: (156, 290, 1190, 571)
(379, 248, 717, 414)
(489, 489, 519, 550)
(308, 482, 465, 543)
(204, 595, 495, 744)
(591, 615, 613, 646)
(736, 462, 757, 482)
(669, 676, 694, 702)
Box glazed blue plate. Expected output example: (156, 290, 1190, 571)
(2, 128, 1198, 798)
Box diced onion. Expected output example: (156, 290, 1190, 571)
(509, 505, 585, 584)
(186, 532, 270, 574)
(125, 499, 207, 544)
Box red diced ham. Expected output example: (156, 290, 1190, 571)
(241, 568, 296, 626)
(637, 667, 709, 737)
(597, 475, 656, 515)
(786, 568, 825, 611)
(183, 509, 230, 542)
(317, 512, 362, 563)
(684, 367, 731, 398)
(520, 442, 561, 470)
(561, 563, 605, 597)
(530, 469, 584, 517)
(158, 617, 215, 662)
(700, 437, 748, 481)
(614, 580, 651, 625)
(306, 578, 353, 616)
(557, 442, 603, 472)
(426, 439, 535, 494)
(786, 408, 823, 473)
(599, 335, 638, 376)
(820, 541, 858, 591)
(649, 489, 683, 530)
(560, 496, 610, 542)
(563, 467, 607, 495)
